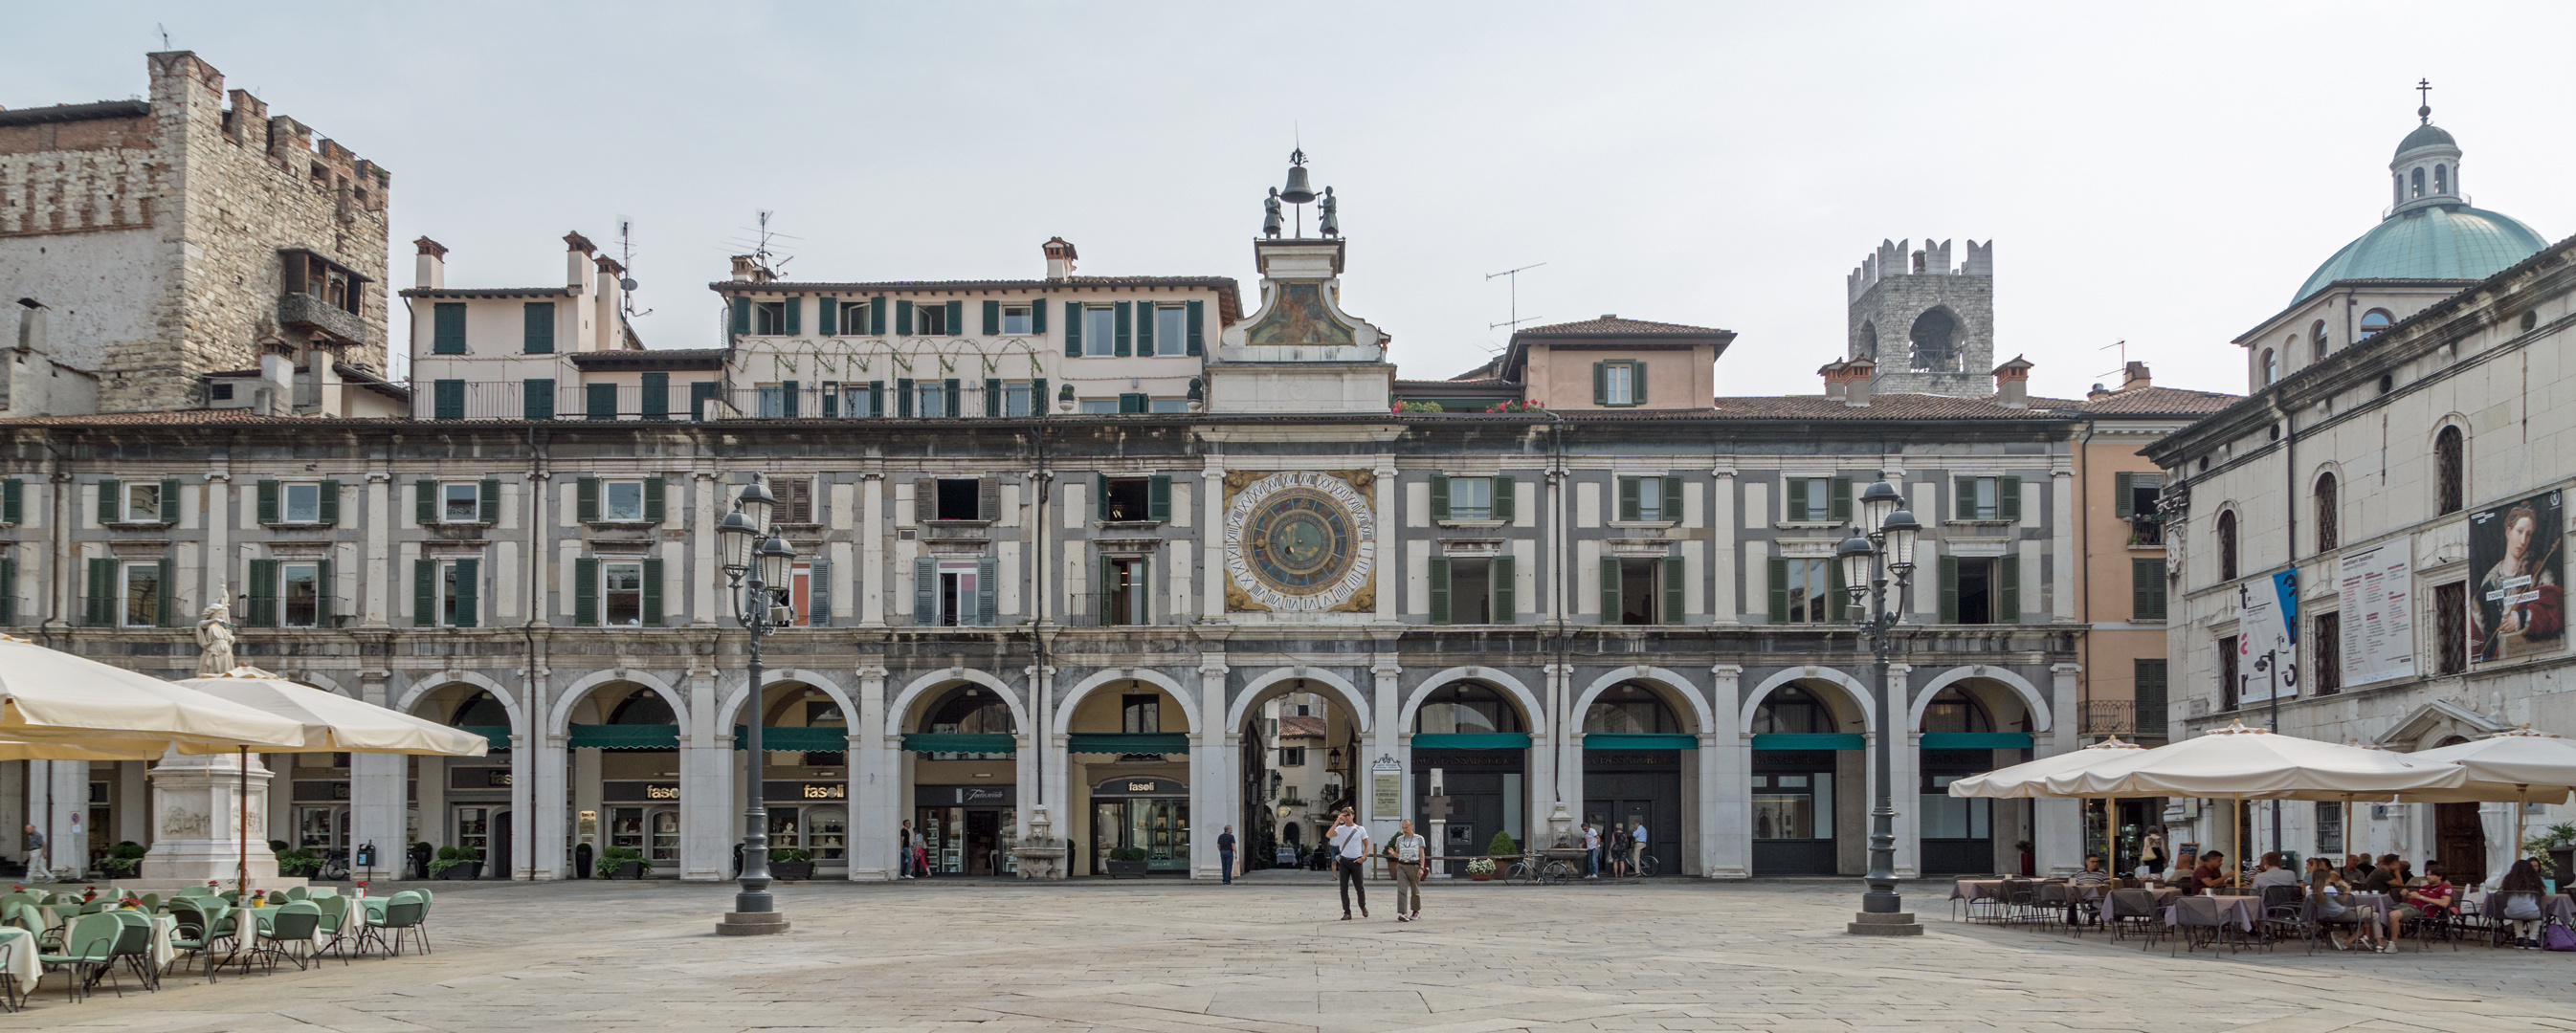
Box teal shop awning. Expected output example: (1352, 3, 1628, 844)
(1919, 732, 2034, 750)
(900, 733, 1017, 754)
(1066, 733, 1191, 756)
(455, 725, 512, 750)
(1752, 733, 1866, 751)
(1583, 734, 1698, 750)
(1410, 733, 1533, 750)
(567, 724, 677, 750)
(735, 726, 852, 752)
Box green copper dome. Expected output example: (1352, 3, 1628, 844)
(2394, 122, 2456, 156)
(2293, 204, 2546, 303)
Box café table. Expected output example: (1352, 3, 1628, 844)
(0, 926, 38, 998)
(2165, 893, 2261, 934)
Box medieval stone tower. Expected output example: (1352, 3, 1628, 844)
(1846, 238, 1993, 397)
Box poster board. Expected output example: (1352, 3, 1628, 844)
(2336, 544, 2415, 688)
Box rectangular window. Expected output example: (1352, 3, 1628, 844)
(280, 482, 322, 524)
(442, 482, 481, 524)
(1449, 557, 1493, 624)
(1957, 557, 1994, 624)
(774, 477, 814, 524)
(754, 301, 788, 336)
(838, 301, 869, 335)
(1604, 362, 1634, 406)
(1953, 475, 2023, 521)
(1102, 477, 1151, 521)
(1078, 399, 1119, 414)
(522, 301, 555, 354)
(2434, 581, 2468, 674)
(1154, 306, 1187, 357)
(122, 481, 161, 523)
(840, 384, 878, 418)
(2218, 635, 2240, 711)
(439, 560, 465, 627)
(281, 561, 322, 628)
(1121, 693, 1162, 734)
(603, 479, 646, 522)
(914, 303, 948, 336)
(2311, 612, 2343, 695)
(916, 381, 947, 418)
(1975, 477, 1999, 519)
(1788, 477, 1842, 522)
(433, 379, 465, 420)
(933, 478, 980, 521)
(1450, 477, 1494, 521)
(1634, 475, 1664, 522)
(1002, 305, 1032, 336)
(1280, 746, 1307, 767)
(586, 383, 617, 421)
(2315, 801, 2344, 856)
(1784, 558, 1832, 624)
(122, 561, 164, 628)
(1105, 558, 1149, 626)
(1083, 308, 1115, 357)
(602, 561, 644, 626)
(433, 302, 467, 354)
(1619, 558, 1659, 625)
(1149, 399, 1189, 413)
(1002, 383, 1033, 417)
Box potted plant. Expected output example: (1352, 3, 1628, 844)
(1465, 857, 1497, 881)
(769, 847, 815, 882)
(274, 846, 324, 878)
(1103, 846, 1150, 878)
(95, 841, 145, 879)
(2524, 822, 2576, 882)
(2014, 840, 2035, 876)
(596, 846, 650, 880)
(428, 846, 484, 881)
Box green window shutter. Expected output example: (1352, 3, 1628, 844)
(1429, 473, 1451, 521)
(1593, 362, 1608, 406)
(1136, 303, 1155, 354)
(84, 558, 113, 626)
(976, 556, 997, 626)
(433, 302, 467, 354)
(2134, 558, 2166, 621)
(412, 559, 434, 627)
(574, 557, 599, 626)
(1119, 392, 1145, 413)
(913, 556, 937, 625)
(1617, 476, 1640, 522)
(1428, 556, 1452, 626)
(433, 380, 464, 420)
(945, 300, 963, 336)
(808, 557, 831, 625)
(1493, 474, 1515, 523)
(1031, 378, 1047, 415)
(1063, 301, 1082, 357)
(870, 296, 888, 335)
(523, 379, 555, 420)
(2000, 475, 2023, 522)
(1766, 557, 1788, 623)
(479, 478, 500, 524)
(985, 379, 1001, 417)
(944, 379, 961, 413)
(982, 299, 1000, 336)
(247, 558, 278, 627)
(643, 475, 665, 523)
(2135, 660, 2168, 735)
(689, 381, 719, 421)
(641, 558, 664, 626)
(1032, 297, 1048, 334)
(1489, 554, 1519, 624)
(2113, 472, 2135, 518)
(315, 558, 333, 626)
(98, 479, 118, 523)
(523, 302, 555, 354)
(577, 477, 600, 523)
(1135, 557, 1150, 625)
(585, 379, 613, 418)
(1, 478, 18, 524)
(1632, 362, 1647, 404)
(869, 381, 885, 417)
(640, 372, 669, 421)
(318, 479, 340, 526)
(1600, 557, 1623, 624)
(415, 479, 435, 525)
(156, 559, 174, 626)
(257, 479, 280, 525)
(1830, 477, 1853, 523)
(1114, 301, 1133, 357)
(0, 557, 13, 626)
(1096, 473, 1110, 520)
(730, 297, 751, 336)
(896, 299, 914, 335)
(159, 478, 180, 523)
(1186, 299, 1204, 356)
(1939, 555, 1961, 624)
(1955, 476, 1977, 520)
(1148, 474, 1171, 522)
(1661, 557, 1685, 626)
(454, 558, 478, 628)
(816, 296, 837, 336)
(784, 297, 801, 336)
(1826, 554, 1847, 623)
(1662, 473, 1685, 524)
(896, 378, 914, 418)
(780, 380, 800, 419)
(1996, 555, 2020, 623)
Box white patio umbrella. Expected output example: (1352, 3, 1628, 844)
(2406, 728, 2576, 872)
(1950, 737, 2147, 880)
(0, 635, 306, 748)
(0, 737, 172, 761)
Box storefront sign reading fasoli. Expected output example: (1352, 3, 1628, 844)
(802, 783, 846, 800)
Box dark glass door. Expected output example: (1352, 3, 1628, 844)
(1752, 751, 1836, 875)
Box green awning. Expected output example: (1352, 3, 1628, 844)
(1410, 733, 1533, 750)
(455, 725, 512, 750)
(734, 726, 850, 752)
(1066, 733, 1191, 756)
(1583, 733, 1698, 750)
(1752, 733, 1865, 751)
(567, 723, 678, 750)
(900, 732, 1017, 754)
(1920, 732, 2034, 750)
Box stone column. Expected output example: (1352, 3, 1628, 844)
(1528, 663, 1559, 852)
(2035, 662, 2084, 876)
(1193, 652, 1231, 881)
(1888, 664, 1921, 880)
(679, 663, 729, 881)
(850, 663, 893, 881)
(2052, 470, 2076, 622)
(1706, 664, 1746, 877)
(141, 750, 279, 884)
(348, 668, 407, 877)
(693, 473, 720, 626)
(1368, 653, 1403, 852)
(860, 473, 885, 626)
(202, 470, 229, 615)
(365, 473, 391, 626)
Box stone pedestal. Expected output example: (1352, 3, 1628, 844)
(141, 749, 280, 884)
(1011, 805, 1068, 880)
(717, 911, 790, 936)
(1545, 800, 1577, 849)
(1847, 912, 1924, 936)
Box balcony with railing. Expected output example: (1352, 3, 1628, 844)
(2127, 514, 2165, 547)
(2081, 699, 2166, 738)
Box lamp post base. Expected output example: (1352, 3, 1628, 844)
(716, 911, 792, 936)
(1846, 911, 1924, 936)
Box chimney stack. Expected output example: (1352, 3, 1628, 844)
(1841, 358, 1875, 407)
(565, 231, 598, 292)
(413, 237, 447, 290)
(1992, 355, 2033, 408)
(1043, 236, 1078, 279)
(15, 297, 49, 356)
(2121, 361, 2152, 392)
(729, 254, 766, 283)
(1819, 360, 1848, 402)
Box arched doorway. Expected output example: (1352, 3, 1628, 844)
(1411, 682, 1532, 861)
(1065, 680, 1194, 876)
(1749, 682, 1863, 875)
(728, 681, 851, 879)
(1240, 679, 1361, 871)
(1914, 679, 2041, 876)
(395, 686, 516, 880)
(563, 684, 683, 878)
(2432, 736, 2488, 886)
(1582, 682, 1688, 875)
(906, 684, 1018, 877)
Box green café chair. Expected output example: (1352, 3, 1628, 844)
(138, 893, 160, 913)
(283, 887, 309, 902)
(310, 893, 355, 965)
(35, 911, 119, 1002)
(412, 889, 435, 954)
(103, 911, 155, 993)
(257, 901, 322, 972)
(167, 902, 234, 984)
(364, 891, 426, 957)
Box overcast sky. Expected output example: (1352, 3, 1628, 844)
(11, 3, 2573, 401)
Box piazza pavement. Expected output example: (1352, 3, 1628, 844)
(12, 874, 2576, 1032)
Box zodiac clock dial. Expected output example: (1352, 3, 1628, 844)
(1222, 472, 1375, 612)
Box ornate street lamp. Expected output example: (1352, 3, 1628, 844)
(1842, 480, 1924, 936)
(716, 479, 796, 936)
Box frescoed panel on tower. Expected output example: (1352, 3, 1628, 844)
(1243, 282, 1356, 345)
(2469, 490, 2565, 664)
(1221, 470, 1376, 613)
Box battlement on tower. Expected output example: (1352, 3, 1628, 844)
(1845, 236, 1996, 398)
(1847, 238, 1993, 301)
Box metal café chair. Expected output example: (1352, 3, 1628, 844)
(2171, 894, 2241, 956)
(2001, 878, 2038, 924)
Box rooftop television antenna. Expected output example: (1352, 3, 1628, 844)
(616, 216, 651, 319)
(1486, 262, 1547, 335)
(2096, 339, 2129, 381)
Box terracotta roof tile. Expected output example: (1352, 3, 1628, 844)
(1515, 317, 1731, 336)
(1278, 715, 1328, 738)
(2068, 385, 2240, 416)
(0, 409, 409, 427)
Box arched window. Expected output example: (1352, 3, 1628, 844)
(2410, 166, 2426, 198)
(1857, 321, 1878, 361)
(1414, 683, 1526, 734)
(2312, 320, 2330, 362)
(1920, 689, 1994, 734)
(2434, 426, 2464, 516)
(920, 686, 1013, 735)
(2359, 309, 2393, 338)
(1908, 309, 1961, 372)
(1751, 685, 1829, 734)
(1583, 683, 1681, 734)
(2433, 164, 2448, 194)
(2315, 472, 2339, 551)
(2216, 510, 2239, 582)
(2260, 348, 2277, 386)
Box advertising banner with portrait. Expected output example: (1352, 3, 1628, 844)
(2469, 490, 2565, 664)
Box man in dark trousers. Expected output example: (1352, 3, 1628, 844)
(1218, 825, 1237, 884)
(1329, 808, 1370, 919)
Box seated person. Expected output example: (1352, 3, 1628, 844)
(2494, 859, 2549, 947)
(2187, 850, 2228, 893)
(2343, 854, 2375, 883)
(2307, 860, 2384, 952)
(2251, 851, 2301, 890)
(2065, 854, 2111, 925)
(2359, 854, 2403, 895)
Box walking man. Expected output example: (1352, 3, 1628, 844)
(1218, 825, 1237, 885)
(1387, 819, 1428, 922)
(1582, 819, 1602, 879)
(1630, 821, 1649, 875)
(21, 823, 48, 884)
(899, 820, 917, 878)
(1329, 808, 1370, 920)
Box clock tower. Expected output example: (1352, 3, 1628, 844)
(1204, 150, 1396, 414)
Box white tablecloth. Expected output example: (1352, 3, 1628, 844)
(0, 927, 37, 986)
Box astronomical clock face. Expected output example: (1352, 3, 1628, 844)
(1222, 472, 1375, 612)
